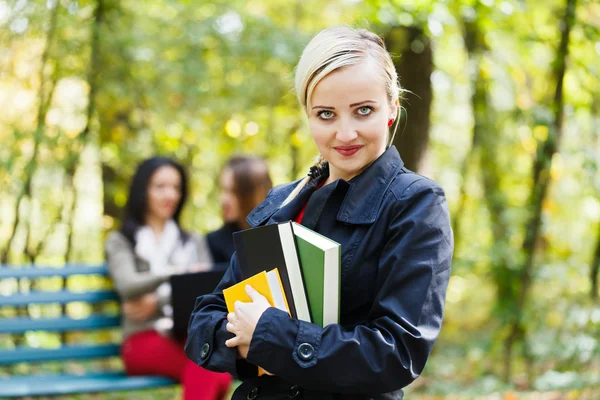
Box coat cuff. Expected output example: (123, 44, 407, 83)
(192, 313, 238, 374)
(247, 307, 323, 373)
(292, 319, 321, 368)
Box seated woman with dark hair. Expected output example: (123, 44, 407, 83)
(207, 155, 273, 269)
(105, 156, 232, 400)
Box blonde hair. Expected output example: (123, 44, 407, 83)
(283, 27, 402, 207)
(295, 26, 401, 111)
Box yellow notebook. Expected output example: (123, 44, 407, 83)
(223, 269, 290, 376)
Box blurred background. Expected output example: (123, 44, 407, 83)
(1, 0, 599, 398)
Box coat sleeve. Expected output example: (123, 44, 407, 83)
(245, 181, 454, 394)
(105, 232, 169, 300)
(184, 255, 260, 379)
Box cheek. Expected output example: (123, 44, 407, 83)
(230, 196, 240, 211)
(309, 122, 330, 148)
(362, 118, 388, 142)
(147, 190, 160, 212)
(173, 191, 182, 204)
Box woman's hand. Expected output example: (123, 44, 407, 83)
(224, 285, 271, 351)
(123, 292, 159, 322)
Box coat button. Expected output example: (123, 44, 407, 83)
(288, 384, 301, 398)
(200, 343, 210, 360)
(246, 386, 260, 400)
(297, 343, 314, 361)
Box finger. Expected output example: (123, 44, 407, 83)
(225, 336, 240, 348)
(226, 322, 235, 333)
(245, 285, 268, 303)
(234, 306, 244, 319)
(227, 312, 236, 323)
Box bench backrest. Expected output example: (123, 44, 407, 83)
(0, 264, 121, 366)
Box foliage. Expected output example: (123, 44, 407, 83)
(1, 0, 600, 395)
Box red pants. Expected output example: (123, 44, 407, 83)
(122, 330, 232, 400)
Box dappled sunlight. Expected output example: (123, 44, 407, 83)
(1, 0, 600, 397)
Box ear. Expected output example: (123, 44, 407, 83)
(390, 99, 400, 120)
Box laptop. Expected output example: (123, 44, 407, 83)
(170, 270, 226, 341)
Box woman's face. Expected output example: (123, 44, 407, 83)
(146, 165, 182, 222)
(219, 167, 241, 223)
(308, 58, 396, 182)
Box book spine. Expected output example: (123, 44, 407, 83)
(278, 222, 311, 322)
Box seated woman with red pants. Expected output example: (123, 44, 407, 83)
(106, 156, 232, 400)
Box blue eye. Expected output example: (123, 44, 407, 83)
(318, 110, 334, 120)
(357, 106, 372, 116)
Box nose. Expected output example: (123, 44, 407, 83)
(219, 192, 229, 206)
(165, 186, 179, 200)
(336, 117, 358, 143)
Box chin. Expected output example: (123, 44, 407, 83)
(333, 160, 368, 179)
(223, 215, 237, 223)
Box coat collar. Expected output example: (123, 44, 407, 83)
(246, 146, 404, 227)
(337, 145, 404, 224)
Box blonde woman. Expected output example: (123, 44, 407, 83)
(186, 27, 453, 400)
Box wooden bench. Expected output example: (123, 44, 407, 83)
(0, 264, 176, 398)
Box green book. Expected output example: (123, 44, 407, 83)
(292, 222, 341, 327)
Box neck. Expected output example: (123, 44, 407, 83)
(145, 215, 168, 237)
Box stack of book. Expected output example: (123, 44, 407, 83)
(223, 221, 341, 328)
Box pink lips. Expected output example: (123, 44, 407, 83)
(334, 145, 363, 157)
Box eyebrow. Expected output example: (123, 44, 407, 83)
(311, 100, 377, 110)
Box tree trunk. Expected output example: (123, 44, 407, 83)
(64, 0, 104, 261)
(460, 11, 520, 381)
(590, 224, 600, 300)
(2, 3, 60, 264)
(504, 0, 577, 380)
(451, 152, 474, 254)
(384, 26, 432, 173)
(590, 96, 600, 300)
(453, 17, 490, 253)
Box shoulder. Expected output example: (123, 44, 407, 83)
(105, 230, 129, 248)
(246, 179, 303, 227)
(104, 231, 133, 255)
(189, 232, 214, 262)
(388, 168, 446, 203)
(267, 180, 303, 200)
(189, 231, 207, 244)
(190, 232, 212, 252)
(383, 170, 453, 254)
(252, 179, 302, 214)
(206, 225, 230, 242)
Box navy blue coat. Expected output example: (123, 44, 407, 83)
(185, 146, 453, 399)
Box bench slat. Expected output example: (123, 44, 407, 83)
(0, 315, 120, 333)
(0, 344, 121, 365)
(0, 265, 108, 279)
(0, 290, 119, 306)
(0, 372, 176, 397)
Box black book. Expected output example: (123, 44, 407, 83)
(232, 221, 311, 322)
(170, 270, 226, 341)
